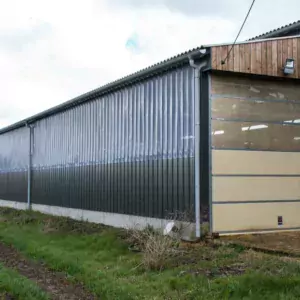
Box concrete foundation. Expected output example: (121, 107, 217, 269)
(0, 199, 196, 238)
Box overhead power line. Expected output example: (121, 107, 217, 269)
(221, 0, 257, 65)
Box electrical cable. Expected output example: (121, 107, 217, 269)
(221, 0, 256, 65)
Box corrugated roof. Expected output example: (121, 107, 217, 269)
(0, 46, 209, 135)
(249, 20, 300, 41)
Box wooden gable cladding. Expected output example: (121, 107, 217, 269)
(211, 37, 300, 78)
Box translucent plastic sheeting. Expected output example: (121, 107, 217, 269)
(0, 127, 29, 172)
(32, 66, 195, 168)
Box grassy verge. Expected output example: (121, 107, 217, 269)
(0, 263, 49, 300)
(1, 208, 300, 299)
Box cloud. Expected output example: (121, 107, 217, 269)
(0, 21, 52, 52)
(106, 0, 300, 40)
(108, 0, 244, 18)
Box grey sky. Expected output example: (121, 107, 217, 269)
(108, 0, 300, 39)
(109, 0, 245, 17)
(0, 0, 299, 128)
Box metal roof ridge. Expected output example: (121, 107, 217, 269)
(203, 34, 300, 48)
(248, 20, 300, 41)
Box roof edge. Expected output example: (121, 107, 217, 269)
(208, 34, 300, 47)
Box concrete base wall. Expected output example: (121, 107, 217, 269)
(0, 199, 196, 237)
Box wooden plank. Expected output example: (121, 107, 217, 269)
(272, 40, 278, 76)
(221, 45, 229, 71)
(212, 47, 218, 70)
(244, 43, 251, 73)
(211, 47, 218, 69)
(261, 41, 267, 74)
(227, 45, 234, 71)
(288, 38, 293, 58)
(239, 44, 245, 72)
(233, 44, 240, 72)
(292, 38, 298, 78)
(255, 42, 262, 75)
(250, 42, 256, 73)
(277, 39, 283, 75)
(286, 38, 293, 76)
(216, 46, 222, 70)
(266, 41, 273, 76)
(282, 39, 288, 68)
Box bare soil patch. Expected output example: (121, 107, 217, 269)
(0, 242, 96, 300)
(221, 231, 300, 256)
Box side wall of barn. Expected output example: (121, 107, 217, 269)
(0, 66, 203, 228)
(0, 127, 29, 203)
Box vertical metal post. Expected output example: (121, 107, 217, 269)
(194, 68, 201, 238)
(189, 56, 207, 238)
(208, 73, 213, 233)
(27, 124, 33, 210)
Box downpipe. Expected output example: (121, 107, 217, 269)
(26, 123, 34, 210)
(188, 56, 207, 238)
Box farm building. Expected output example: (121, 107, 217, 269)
(1, 31, 300, 236)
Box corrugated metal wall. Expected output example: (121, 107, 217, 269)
(20, 66, 196, 218)
(0, 127, 29, 202)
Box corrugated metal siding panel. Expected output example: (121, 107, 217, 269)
(0, 127, 29, 170)
(0, 127, 29, 202)
(31, 66, 195, 218)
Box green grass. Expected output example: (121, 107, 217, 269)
(0, 263, 49, 300)
(1, 208, 300, 299)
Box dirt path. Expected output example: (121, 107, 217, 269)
(0, 242, 97, 300)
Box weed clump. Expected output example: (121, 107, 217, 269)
(126, 225, 185, 271)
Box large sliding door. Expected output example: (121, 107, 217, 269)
(211, 73, 300, 234)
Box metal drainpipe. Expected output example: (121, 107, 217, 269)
(188, 56, 207, 238)
(26, 123, 34, 210)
